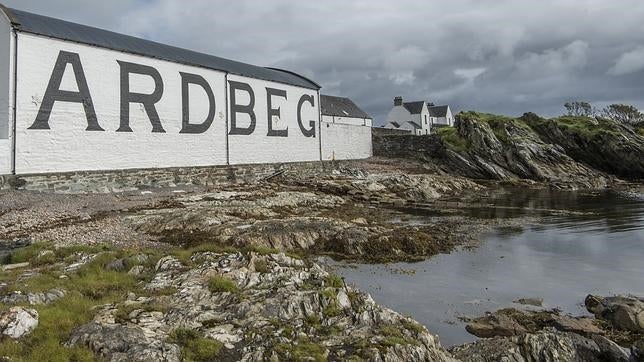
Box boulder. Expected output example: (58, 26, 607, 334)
(0, 307, 39, 339)
(585, 294, 644, 332)
(451, 328, 623, 362)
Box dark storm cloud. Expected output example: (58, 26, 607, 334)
(5, 0, 644, 124)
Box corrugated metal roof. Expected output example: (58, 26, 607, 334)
(3, 6, 321, 90)
(320, 95, 371, 119)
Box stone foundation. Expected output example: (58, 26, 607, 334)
(0, 161, 343, 193)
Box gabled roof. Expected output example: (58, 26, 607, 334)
(403, 101, 426, 114)
(428, 105, 449, 117)
(387, 121, 401, 128)
(1, 6, 320, 90)
(406, 121, 421, 129)
(320, 95, 371, 119)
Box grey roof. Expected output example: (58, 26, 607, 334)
(388, 121, 401, 128)
(428, 105, 449, 117)
(403, 101, 425, 114)
(2, 6, 320, 90)
(320, 95, 371, 119)
(407, 121, 421, 129)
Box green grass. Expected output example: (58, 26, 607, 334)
(0, 245, 158, 361)
(172, 243, 238, 265)
(114, 300, 170, 323)
(208, 276, 239, 294)
(1, 243, 110, 266)
(401, 319, 425, 334)
(635, 122, 644, 137)
(0, 292, 100, 361)
(274, 337, 326, 362)
(168, 329, 223, 362)
(457, 111, 514, 124)
(436, 127, 469, 152)
(540, 116, 621, 139)
(324, 275, 344, 289)
(377, 324, 418, 348)
(254, 259, 269, 273)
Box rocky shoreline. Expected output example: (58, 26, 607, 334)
(1, 112, 643, 361)
(454, 294, 644, 361)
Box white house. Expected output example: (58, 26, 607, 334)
(384, 96, 454, 135)
(384, 97, 430, 135)
(320, 95, 373, 160)
(428, 104, 455, 127)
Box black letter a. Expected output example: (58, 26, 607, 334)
(29, 51, 103, 131)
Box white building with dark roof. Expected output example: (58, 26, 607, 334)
(384, 96, 454, 135)
(428, 104, 455, 127)
(0, 5, 375, 176)
(320, 95, 372, 161)
(320, 95, 372, 127)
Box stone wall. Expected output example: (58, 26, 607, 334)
(0, 161, 341, 193)
(371, 127, 412, 136)
(372, 133, 443, 160)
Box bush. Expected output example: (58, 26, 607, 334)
(325, 275, 344, 289)
(208, 276, 239, 294)
(436, 127, 469, 152)
(168, 329, 222, 362)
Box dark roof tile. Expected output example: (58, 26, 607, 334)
(4, 6, 320, 89)
(320, 95, 371, 118)
(403, 101, 425, 114)
(428, 105, 449, 117)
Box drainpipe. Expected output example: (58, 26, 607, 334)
(10, 30, 17, 175)
(224, 73, 229, 165)
(317, 89, 322, 162)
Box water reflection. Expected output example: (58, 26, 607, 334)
(337, 188, 644, 346)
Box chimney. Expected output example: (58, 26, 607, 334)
(394, 96, 403, 106)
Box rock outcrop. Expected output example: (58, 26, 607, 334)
(585, 294, 644, 333)
(375, 111, 644, 187)
(451, 328, 631, 362)
(68, 252, 456, 361)
(437, 113, 613, 188)
(0, 306, 39, 339)
(527, 115, 644, 180)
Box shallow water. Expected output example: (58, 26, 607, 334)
(335, 188, 644, 347)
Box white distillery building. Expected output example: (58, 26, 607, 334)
(320, 95, 372, 160)
(384, 96, 454, 135)
(0, 5, 372, 176)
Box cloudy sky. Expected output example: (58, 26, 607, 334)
(6, 0, 644, 124)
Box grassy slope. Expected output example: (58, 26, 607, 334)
(437, 111, 625, 153)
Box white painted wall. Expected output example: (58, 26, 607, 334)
(0, 13, 12, 174)
(320, 122, 371, 160)
(432, 107, 455, 126)
(227, 74, 320, 165)
(385, 105, 411, 125)
(5, 29, 372, 175)
(14, 33, 228, 174)
(322, 114, 372, 127)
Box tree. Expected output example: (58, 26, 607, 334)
(564, 101, 594, 117)
(601, 104, 644, 124)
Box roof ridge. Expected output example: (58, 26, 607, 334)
(4, 6, 320, 89)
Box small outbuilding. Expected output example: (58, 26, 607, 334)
(320, 95, 372, 127)
(320, 95, 372, 161)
